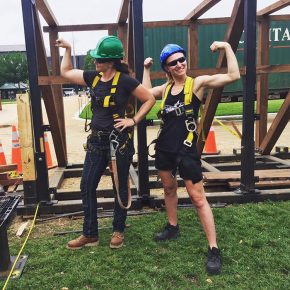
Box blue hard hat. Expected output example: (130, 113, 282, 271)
(160, 44, 186, 71)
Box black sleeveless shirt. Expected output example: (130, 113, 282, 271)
(83, 71, 140, 130)
(156, 85, 201, 153)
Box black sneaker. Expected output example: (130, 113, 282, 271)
(206, 247, 222, 275)
(154, 223, 180, 241)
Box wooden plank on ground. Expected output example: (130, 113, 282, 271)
(49, 167, 65, 189)
(263, 155, 290, 167)
(201, 160, 221, 172)
(7, 184, 18, 193)
(228, 180, 290, 189)
(0, 173, 9, 180)
(0, 178, 23, 187)
(203, 169, 290, 181)
(0, 164, 17, 173)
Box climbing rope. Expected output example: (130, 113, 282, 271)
(2, 203, 40, 290)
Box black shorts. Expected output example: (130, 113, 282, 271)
(155, 149, 203, 184)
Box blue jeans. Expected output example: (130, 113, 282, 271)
(80, 133, 134, 238)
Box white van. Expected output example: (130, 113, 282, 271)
(63, 88, 76, 96)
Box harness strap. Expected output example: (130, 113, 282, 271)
(160, 76, 197, 148)
(183, 77, 195, 147)
(92, 72, 103, 88)
(103, 71, 120, 108)
(160, 82, 173, 110)
(110, 129, 132, 210)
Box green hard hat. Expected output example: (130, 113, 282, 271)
(90, 36, 125, 59)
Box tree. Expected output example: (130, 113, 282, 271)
(83, 51, 95, 71)
(0, 52, 28, 86)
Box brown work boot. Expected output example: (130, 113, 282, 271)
(67, 235, 99, 250)
(110, 232, 124, 249)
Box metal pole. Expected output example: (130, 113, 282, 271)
(21, 0, 50, 203)
(239, 0, 257, 194)
(131, 0, 150, 200)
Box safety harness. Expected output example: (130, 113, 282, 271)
(148, 76, 203, 157)
(159, 76, 198, 147)
(87, 71, 132, 210)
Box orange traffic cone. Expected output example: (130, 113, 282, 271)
(44, 132, 53, 168)
(0, 140, 7, 165)
(11, 125, 22, 173)
(204, 126, 220, 155)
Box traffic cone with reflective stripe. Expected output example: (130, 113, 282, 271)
(11, 125, 22, 173)
(0, 140, 7, 165)
(44, 132, 53, 168)
(204, 126, 220, 154)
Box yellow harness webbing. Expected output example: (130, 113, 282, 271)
(160, 76, 196, 147)
(92, 71, 121, 110)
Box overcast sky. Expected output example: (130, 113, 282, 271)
(1, 0, 290, 55)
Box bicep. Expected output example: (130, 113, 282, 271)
(148, 84, 166, 98)
(197, 74, 233, 90)
(131, 84, 155, 103)
(62, 69, 86, 86)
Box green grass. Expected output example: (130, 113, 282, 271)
(79, 99, 284, 120)
(1, 201, 289, 290)
(0, 99, 16, 104)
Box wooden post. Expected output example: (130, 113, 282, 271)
(16, 93, 36, 181)
(256, 18, 269, 147)
(188, 22, 198, 69)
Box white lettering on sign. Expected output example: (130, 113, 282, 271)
(282, 28, 290, 41)
(239, 27, 290, 44)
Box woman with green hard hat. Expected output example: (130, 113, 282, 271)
(56, 35, 155, 250)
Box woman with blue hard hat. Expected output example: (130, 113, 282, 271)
(143, 41, 240, 275)
(56, 36, 155, 250)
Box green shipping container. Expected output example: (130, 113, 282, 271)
(143, 20, 290, 97)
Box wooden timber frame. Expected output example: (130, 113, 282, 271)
(18, 0, 290, 215)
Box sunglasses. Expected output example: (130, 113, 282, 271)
(94, 58, 111, 64)
(166, 56, 186, 67)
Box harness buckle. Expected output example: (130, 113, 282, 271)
(183, 139, 192, 147)
(185, 119, 197, 132)
(175, 106, 183, 116)
(109, 130, 120, 158)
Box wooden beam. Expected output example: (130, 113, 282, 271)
(16, 93, 36, 181)
(196, 0, 244, 155)
(188, 22, 198, 69)
(42, 14, 290, 34)
(118, 0, 129, 24)
(35, 0, 58, 26)
(127, 1, 134, 71)
(184, 0, 221, 20)
(49, 29, 67, 164)
(257, 0, 290, 16)
(259, 92, 290, 154)
(34, 12, 67, 166)
(256, 18, 270, 146)
(38, 63, 290, 85)
(118, 24, 128, 62)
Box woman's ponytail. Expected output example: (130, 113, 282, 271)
(114, 59, 130, 74)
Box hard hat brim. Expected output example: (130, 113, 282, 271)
(90, 49, 124, 59)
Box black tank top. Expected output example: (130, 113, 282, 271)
(156, 86, 201, 153)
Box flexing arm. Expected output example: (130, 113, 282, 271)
(142, 57, 166, 98)
(194, 41, 240, 100)
(55, 38, 86, 86)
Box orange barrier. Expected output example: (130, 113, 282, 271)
(44, 132, 53, 168)
(11, 125, 22, 173)
(0, 140, 7, 165)
(204, 126, 220, 155)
